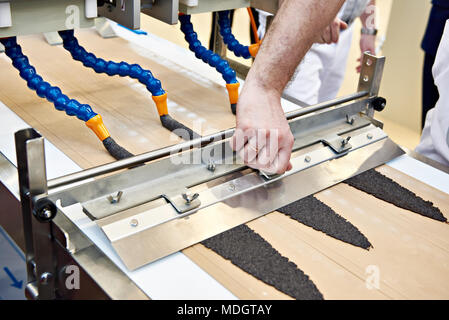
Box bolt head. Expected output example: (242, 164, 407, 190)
(39, 272, 53, 285)
(305, 155, 311, 163)
(130, 219, 139, 227)
(207, 160, 216, 172)
(42, 208, 53, 219)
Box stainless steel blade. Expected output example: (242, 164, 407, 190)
(101, 138, 403, 270)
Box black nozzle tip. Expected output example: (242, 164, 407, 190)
(231, 104, 237, 115)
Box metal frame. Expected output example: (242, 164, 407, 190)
(141, 0, 179, 25)
(98, 0, 141, 30)
(3, 130, 148, 299)
(20, 91, 403, 272)
(4, 51, 399, 297)
(0, 0, 94, 38)
(15, 129, 55, 299)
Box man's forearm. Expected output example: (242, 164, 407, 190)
(246, 0, 345, 95)
(360, 0, 376, 29)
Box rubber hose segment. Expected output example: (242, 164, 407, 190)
(103, 137, 134, 160)
(160, 115, 201, 140)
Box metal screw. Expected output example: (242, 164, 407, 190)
(346, 114, 355, 125)
(207, 159, 216, 172)
(367, 133, 373, 140)
(39, 272, 53, 285)
(228, 183, 236, 191)
(107, 191, 123, 204)
(304, 155, 311, 163)
(341, 136, 351, 147)
(41, 208, 52, 219)
(130, 219, 139, 227)
(363, 75, 369, 82)
(29, 260, 37, 278)
(182, 193, 199, 205)
(366, 58, 372, 67)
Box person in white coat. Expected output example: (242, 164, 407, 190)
(258, 0, 376, 105)
(415, 20, 449, 167)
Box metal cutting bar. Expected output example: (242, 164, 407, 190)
(47, 96, 374, 211)
(102, 136, 403, 270)
(47, 91, 369, 190)
(101, 126, 388, 242)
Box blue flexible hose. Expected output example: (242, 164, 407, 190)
(217, 11, 251, 59)
(0, 37, 97, 122)
(59, 29, 165, 97)
(179, 14, 238, 84)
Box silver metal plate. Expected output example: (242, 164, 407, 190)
(80, 108, 372, 220)
(141, 0, 178, 25)
(98, 134, 403, 270)
(98, 0, 140, 30)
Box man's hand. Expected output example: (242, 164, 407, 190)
(356, 34, 376, 73)
(315, 17, 348, 44)
(227, 0, 345, 175)
(230, 84, 294, 174)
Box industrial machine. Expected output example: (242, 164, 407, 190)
(0, 1, 448, 300)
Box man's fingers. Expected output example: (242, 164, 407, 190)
(339, 21, 348, 30)
(230, 128, 249, 152)
(275, 147, 293, 174)
(255, 146, 270, 167)
(256, 136, 278, 168)
(330, 20, 340, 43)
(241, 136, 262, 164)
(322, 26, 332, 44)
(260, 146, 292, 175)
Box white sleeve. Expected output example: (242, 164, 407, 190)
(416, 20, 449, 166)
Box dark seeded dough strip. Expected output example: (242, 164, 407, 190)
(345, 169, 447, 222)
(202, 224, 324, 300)
(278, 195, 372, 249)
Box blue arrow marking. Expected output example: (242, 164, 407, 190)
(3, 267, 23, 289)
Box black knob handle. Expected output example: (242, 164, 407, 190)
(372, 97, 387, 112)
(33, 198, 57, 222)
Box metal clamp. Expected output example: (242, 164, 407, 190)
(321, 135, 352, 154)
(164, 189, 201, 214)
(15, 128, 56, 299)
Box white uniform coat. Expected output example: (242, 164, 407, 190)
(257, 0, 371, 105)
(416, 20, 449, 166)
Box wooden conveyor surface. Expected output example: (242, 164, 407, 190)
(1, 30, 448, 299)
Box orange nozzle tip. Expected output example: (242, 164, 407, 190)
(226, 83, 240, 105)
(86, 115, 110, 141)
(152, 93, 168, 116)
(249, 43, 260, 57)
